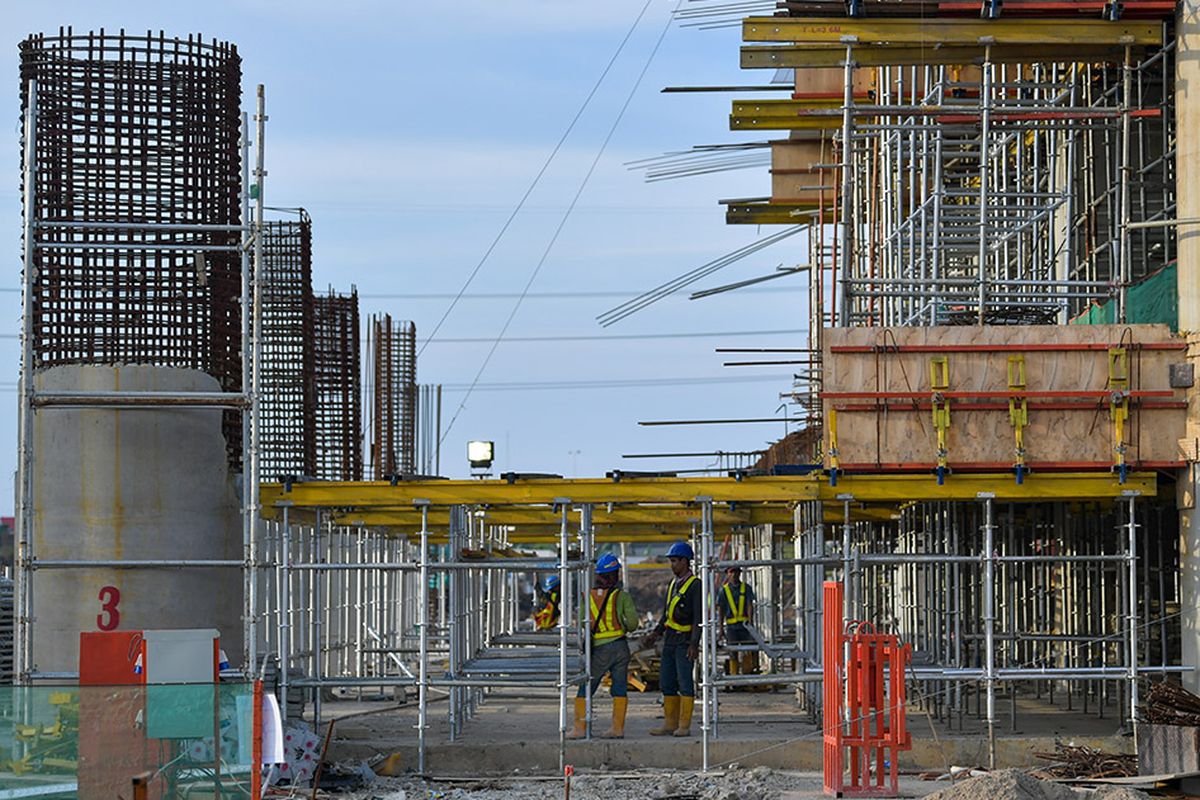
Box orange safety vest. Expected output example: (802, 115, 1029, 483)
(723, 582, 748, 624)
(665, 576, 697, 632)
(534, 590, 559, 630)
(589, 588, 624, 643)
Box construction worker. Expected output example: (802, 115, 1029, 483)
(718, 566, 758, 677)
(568, 553, 639, 739)
(644, 540, 701, 737)
(533, 574, 561, 630)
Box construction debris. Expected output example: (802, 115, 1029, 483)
(1143, 682, 1200, 726)
(921, 770, 1149, 800)
(343, 766, 797, 800)
(1030, 743, 1137, 780)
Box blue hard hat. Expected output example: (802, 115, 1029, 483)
(666, 541, 694, 559)
(596, 554, 621, 574)
(543, 575, 560, 592)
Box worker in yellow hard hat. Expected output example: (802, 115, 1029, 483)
(567, 554, 639, 739)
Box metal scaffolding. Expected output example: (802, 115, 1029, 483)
(254, 471, 1171, 772)
(15, 30, 267, 681)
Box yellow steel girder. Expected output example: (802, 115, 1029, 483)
(741, 17, 1162, 46)
(741, 43, 1139, 69)
(260, 475, 820, 510)
(726, 201, 831, 225)
(261, 472, 1152, 513)
(731, 100, 848, 131)
(329, 504, 794, 529)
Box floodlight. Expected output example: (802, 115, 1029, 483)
(467, 440, 495, 469)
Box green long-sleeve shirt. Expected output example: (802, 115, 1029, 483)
(581, 588, 640, 639)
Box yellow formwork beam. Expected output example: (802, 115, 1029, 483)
(732, 99, 848, 131)
(726, 201, 831, 225)
(332, 504, 793, 528)
(261, 471, 1152, 513)
(819, 472, 1153, 502)
(741, 17, 1162, 46)
(742, 43, 1138, 69)
(260, 476, 819, 509)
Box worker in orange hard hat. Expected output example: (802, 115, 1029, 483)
(567, 554, 639, 740)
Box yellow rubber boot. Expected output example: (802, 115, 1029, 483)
(726, 656, 739, 676)
(650, 696, 680, 735)
(567, 697, 588, 739)
(601, 696, 627, 739)
(674, 696, 695, 736)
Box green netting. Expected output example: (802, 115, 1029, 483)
(0, 684, 258, 799)
(1070, 262, 1178, 330)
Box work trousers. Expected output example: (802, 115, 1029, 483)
(577, 638, 630, 698)
(660, 639, 696, 697)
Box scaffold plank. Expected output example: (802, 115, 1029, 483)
(741, 16, 1162, 46)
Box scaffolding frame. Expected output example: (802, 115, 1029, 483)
(255, 471, 1167, 773)
(14, 31, 269, 682)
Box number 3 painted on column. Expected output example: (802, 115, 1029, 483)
(98, 586, 120, 631)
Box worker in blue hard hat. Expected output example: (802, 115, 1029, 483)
(568, 553, 639, 740)
(534, 574, 561, 631)
(644, 540, 701, 737)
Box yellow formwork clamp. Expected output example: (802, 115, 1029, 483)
(930, 356, 951, 484)
(1008, 355, 1029, 483)
(1108, 348, 1131, 482)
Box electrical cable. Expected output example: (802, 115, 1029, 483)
(439, 373, 791, 392)
(417, 0, 656, 360)
(440, 1, 683, 443)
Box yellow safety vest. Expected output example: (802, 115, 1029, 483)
(665, 576, 697, 632)
(589, 588, 624, 643)
(534, 591, 559, 630)
(723, 582, 748, 624)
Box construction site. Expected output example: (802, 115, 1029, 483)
(8, 0, 1200, 798)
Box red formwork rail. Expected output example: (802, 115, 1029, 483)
(824, 582, 912, 798)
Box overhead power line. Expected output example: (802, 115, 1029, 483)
(418, 0, 657, 359)
(441, 1, 681, 441)
(439, 373, 791, 393)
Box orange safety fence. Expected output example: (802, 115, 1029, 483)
(823, 581, 912, 798)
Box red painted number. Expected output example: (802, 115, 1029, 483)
(98, 586, 121, 631)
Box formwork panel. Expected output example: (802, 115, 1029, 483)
(312, 290, 362, 481)
(822, 324, 1187, 470)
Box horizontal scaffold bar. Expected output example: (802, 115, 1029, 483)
(741, 17, 1162, 46)
(742, 43, 1140, 69)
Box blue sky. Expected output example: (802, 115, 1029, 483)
(1, 1, 811, 511)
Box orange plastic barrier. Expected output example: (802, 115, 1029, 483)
(823, 581, 912, 797)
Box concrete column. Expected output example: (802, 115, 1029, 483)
(1179, 1, 1200, 332)
(1180, 336, 1200, 691)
